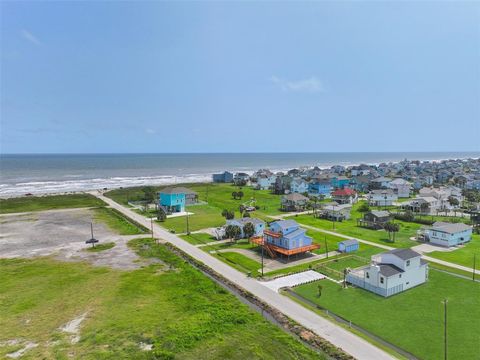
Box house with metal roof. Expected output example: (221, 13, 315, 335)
(418, 221, 472, 247)
(367, 189, 398, 206)
(159, 187, 188, 213)
(331, 188, 358, 204)
(226, 217, 265, 238)
(281, 193, 309, 211)
(346, 248, 428, 297)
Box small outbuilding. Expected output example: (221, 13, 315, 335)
(338, 239, 359, 253)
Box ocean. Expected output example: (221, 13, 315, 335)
(1, 152, 479, 197)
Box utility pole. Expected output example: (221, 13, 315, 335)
(443, 299, 448, 360)
(324, 235, 328, 259)
(473, 254, 476, 281)
(333, 203, 336, 230)
(186, 209, 190, 235)
(150, 217, 154, 240)
(261, 242, 264, 277)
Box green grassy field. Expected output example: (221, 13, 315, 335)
(214, 252, 261, 276)
(293, 270, 480, 360)
(160, 204, 226, 233)
(85, 242, 116, 252)
(0, 194, 106, 214)
(427, 233, 480, 268)
(294, 214, 419, 248)
(93, 207, 148, 235)
(180, 232, 217, 245)
(0, 239, 323, 360)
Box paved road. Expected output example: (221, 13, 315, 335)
(94, 193, 394, 360)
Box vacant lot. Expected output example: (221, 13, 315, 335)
(0, 208, 145, 270)
(0, 194, 105, 214)
(293, 270, 480, 360)
(0, 239, 323, 360)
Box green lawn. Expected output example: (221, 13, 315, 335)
(0, 194, 106, 214)
(180, 232, 217, 245)
(0, 239, 323, 360)
(427, 233, 480, 268)
(294, 214, 419, 248)
(93, 207, 148, 235)
(214, 252, 261, 276)
(85, 242, 116, 252)
(160, 204, 226, 233)
(293, 270, 480, 360)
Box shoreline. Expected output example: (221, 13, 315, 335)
(1, 155, 478, 199)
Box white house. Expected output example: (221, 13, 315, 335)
(389, 178, 411, 198)
(367, 189, 398, 206)
(346, 248, 428, 297)
(418, 222, 472, 247)
(401, 196, 440, 214)
(319, 203, 352, 220)
(419, 186, 463, 210)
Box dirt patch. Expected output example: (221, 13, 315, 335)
(60, 312, 88, 344)
(5, 341, 38, 358)
(0, 208, 150, 270)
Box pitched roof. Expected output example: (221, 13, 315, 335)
(369, 210, 390, 218)
(235, 217, 265, 226)
(283, 228, 307, 239)
(386, 248, 421, 260)
(271, 220, 298, 230)
(332, 188, 356, 196)
(339, 239, 359, 246)
(160, 187, 188, 195)
(369, 189, 395, 195)
(378, 264, 403, 277)
(431, 222, 472, 234)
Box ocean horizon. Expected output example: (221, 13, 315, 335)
(1, 151, 479, 197)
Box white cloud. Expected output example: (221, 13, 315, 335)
(270, 76, 324, 93)
(145, 128, 156, 134)
(21, 29, 42, 46)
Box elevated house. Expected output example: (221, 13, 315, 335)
(389, 178, 411, 198)
(350, 164, 372, 176)
(331, 176, 351, 189)
(251, 220, 319, 259)
(233, 172, 250, 185)
(400, 196, 440, 214)
(226, 218, 265, 238)
(331, 188, 358, 204)
(290, 178, 309, 194)
(256, 175, 277, 190)
(369, 177, 392, 190)
(159, 187, 187, 214)
(358, 210, 391, 229)
(349, 175, 371, 193)
(346, 249, 428, 297)
(318, 203, 352, 221)
(308, 179, 332, 198)
(281, 193, 309, 212)
(212, 171, 233, 183)
(367, 189, 398, 207)
(417, 222, 472, 247)
(171, 187, 198, 205)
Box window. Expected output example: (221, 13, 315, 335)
(399, 274, 402, 278)
(406, 260, 410, 266)
(380, 277, 384, 284)
(366, 272, 370, 279)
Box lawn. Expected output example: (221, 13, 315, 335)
(160, 204, 226, 233)
(294, 214, 419, 248)
(0, 239, 323, 360)
(427, 233, 480, 268)
(180, 232, 217, 245)
(93, 207, 148, 235)
(293, 270, 480, 360)
(0, 194, 105, 214)
(214, 252, 261, 276)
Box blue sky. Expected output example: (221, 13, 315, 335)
(1, 1, 479, 153)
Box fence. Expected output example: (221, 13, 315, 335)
(346, 273, 404, 297)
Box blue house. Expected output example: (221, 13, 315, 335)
(338, 239, 359, 253)
(308, 180, 332, 198)
(159, 187, 186, 213)
(265, 220, 313, 250)
(331, 176, 350, 189)
(290, 178, 309, 193)
(418, 222, 472, 247)
(226, 218, 265, 238)
(212, 171, 233, 183)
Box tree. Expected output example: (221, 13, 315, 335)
(243, 222, 255, 238)
(317, 284, 323, 298)
(243, 211, 251, 218)
(142, 186, 156, 204)
(384, 222, 400, 242)
(403, 210, 415, 222)
(237, 191, 244, 200)
(221, 209, 234, 220)
(448, 196, 459, 207)
(157, 208, 167, 222)
(357, 202, 370, 213)
(239, 204, 245, 214)
(225, 225, 242, 241)
(232, 191, 238, 200)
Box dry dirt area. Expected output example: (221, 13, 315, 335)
(0, 208, 150, 270)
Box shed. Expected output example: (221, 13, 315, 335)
(338, 239, 359, 253)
